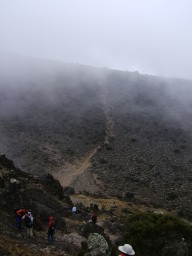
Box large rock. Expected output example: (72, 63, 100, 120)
(0, 154, 15, 169)
(87, 233, 109, 256)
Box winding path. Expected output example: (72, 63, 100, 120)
(53, 86, 115, 193)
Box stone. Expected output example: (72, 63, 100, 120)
(87, 233, 109, 256)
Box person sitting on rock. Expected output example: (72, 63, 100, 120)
(47, 216, 55, 244)
(22, 210, 33, 238)
(118, 244, 135, 255)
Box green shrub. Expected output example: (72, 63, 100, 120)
(121, 212, 192, 256)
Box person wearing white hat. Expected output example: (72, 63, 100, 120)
(118, 244, 135, 255)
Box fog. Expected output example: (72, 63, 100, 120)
(0, 51, 192, 174)
(0, 0, 192, 79)
(1, 2, 192, 230)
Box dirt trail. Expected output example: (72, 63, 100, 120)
(0, 228, 85, 256)
(53, 86, 114, 193)
(54, 147, 99, 188)
(101, 90, 115, 144)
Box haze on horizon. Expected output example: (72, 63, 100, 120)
(0, 0, 192, 80)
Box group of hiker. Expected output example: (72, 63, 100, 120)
(15, 207, 135, 254)
(15, 208, 33, 237)
(15, 205, 97, 244)
(15, 208, 55, 244)
(72, 205, 97, 224)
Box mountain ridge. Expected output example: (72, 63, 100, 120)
(1, 56, 192, 219)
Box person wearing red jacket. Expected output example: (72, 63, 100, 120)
(15, 208, 27, 231)
(47, 216, 55, 244)
(91, 212, 97, 224)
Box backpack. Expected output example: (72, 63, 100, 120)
(25, 214, 32, 227)
(49, 221, 55, 232)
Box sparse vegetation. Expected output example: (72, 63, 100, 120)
(121, 212, 192, 256)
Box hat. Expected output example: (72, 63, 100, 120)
(118, 244, 135, 255)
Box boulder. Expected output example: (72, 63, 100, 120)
(87, 233, 109, 256)
(0, 154, 15, 169)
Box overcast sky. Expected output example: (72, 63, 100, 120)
(0, 0, 192, 79)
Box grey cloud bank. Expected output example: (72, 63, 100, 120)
(0, 0, 192, 79)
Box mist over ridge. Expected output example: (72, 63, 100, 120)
(1, 1, 192, 254)
(0, 55, 192, 212)
(1, 0, 192, 79)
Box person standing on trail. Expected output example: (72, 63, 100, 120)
(22, 210, 34, 238)
(72, 205, 77, 214)
(118, 244, 135, 256)
(47, 216, 55, 244)
(15, 208, 26, 231)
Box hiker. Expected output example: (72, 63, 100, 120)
(15, 208, 26, 231)
(22, 211, 33, 237)
(72, 205, 77, 214)
(47, 216, 55, 244)
(87, 211, 92, 222)
(91, 212, 97, 224)
(118, 244, 135, 256)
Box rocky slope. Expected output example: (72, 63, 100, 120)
(1, 56, 192, 219)
(90, 72, 192, 218)
(0, 154, 114, 255)
(0, 155, 192, 256)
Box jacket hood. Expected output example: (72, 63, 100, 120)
(49, 216, 53, 221)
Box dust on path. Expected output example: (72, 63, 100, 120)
(52, 86, 115, 193)
(54, 147, 99, 189)
(100, 89, 115, 144)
